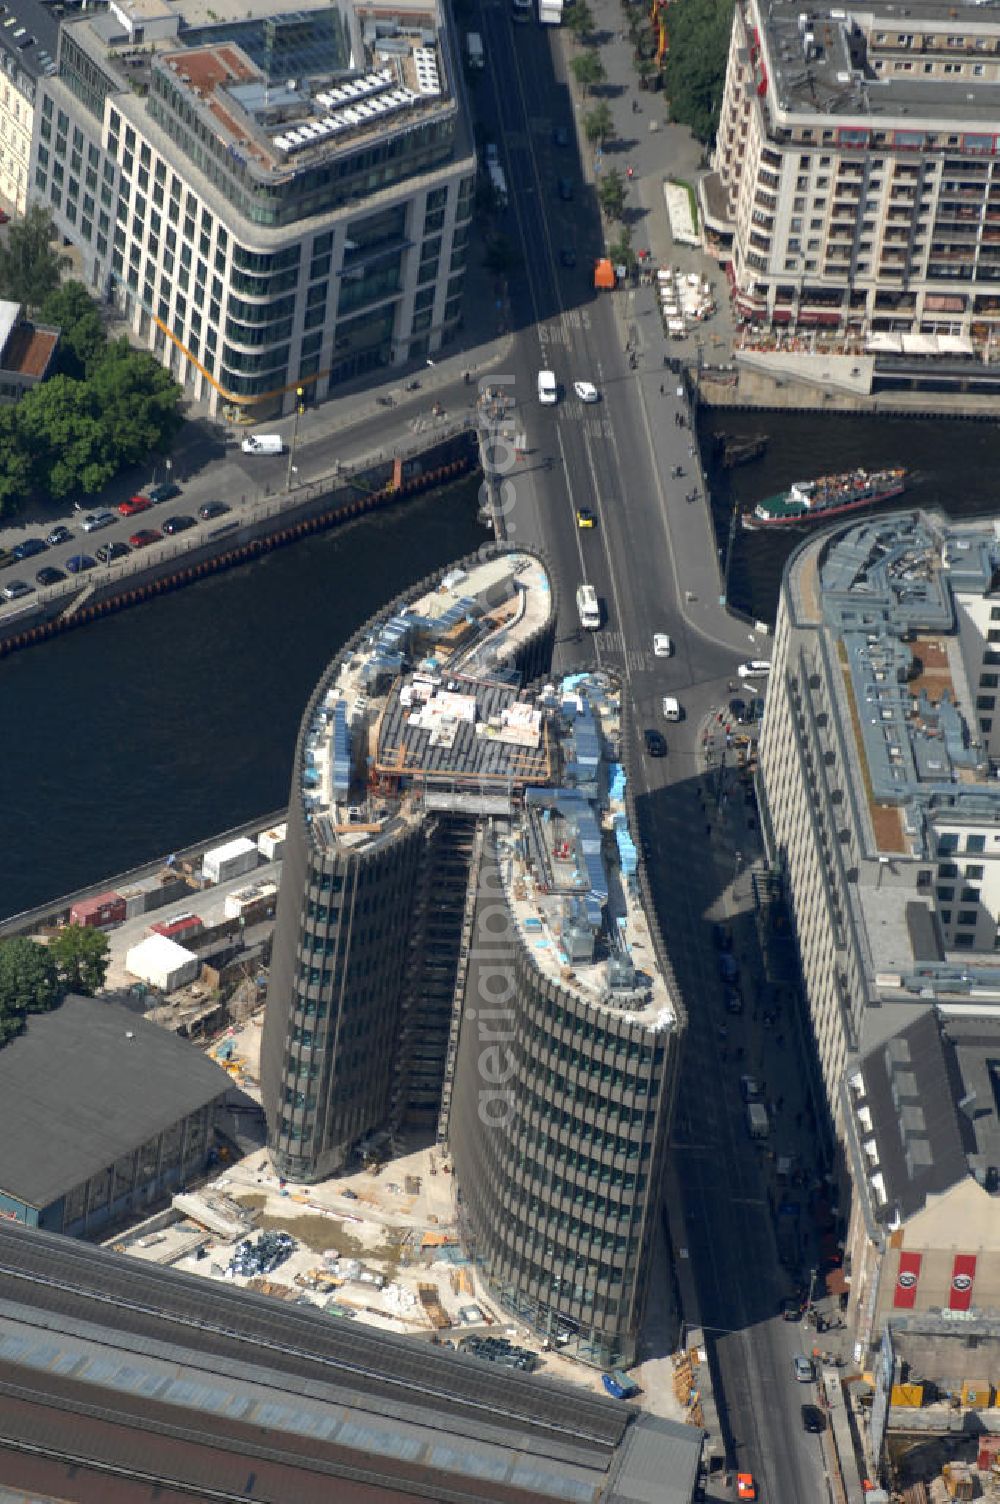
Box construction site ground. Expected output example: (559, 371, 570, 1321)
(116, 1016, 701, 1426)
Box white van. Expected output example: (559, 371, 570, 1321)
(576, 583, 600, 630)
(662, 696, 681, 722)
(241, 433, 283, 455)
(466, 31, 484, 68)
(746, 1102, 769, 1139)
(537, 370, 558, 406)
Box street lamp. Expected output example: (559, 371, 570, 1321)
(285, 386, 305, 491)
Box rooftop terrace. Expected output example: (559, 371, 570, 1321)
(754, 0, 1000, 124)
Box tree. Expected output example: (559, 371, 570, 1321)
(87, 339, 183, 466)
(49, 925, 110, 996)
(584, 102, 614, 146)
(0, 205, 71, 312)
(598, 168, 626, 221)
(662, 0, 735, 143)
(17, 374, 117, 499)
(0, 407, 32, 520)
(566, 0, 595, 43)
(571, 50, 606, 96)
(40, 281, 107, 379)
(0, 938, 60, 1040)
(609, 226, 637, 274)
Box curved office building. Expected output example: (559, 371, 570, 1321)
(261, 546, 557, 1182)
(446, 685, 680, 1370)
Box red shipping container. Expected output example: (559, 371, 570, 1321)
(70, 892, 125, 928)
(150, 914, 203, 941)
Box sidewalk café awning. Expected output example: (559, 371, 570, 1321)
(825, 1266, 849, 1297)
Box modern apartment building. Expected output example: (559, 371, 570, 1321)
(760, 512, 1000, 1342)
(0, 0, 57, 217)
(29, 0, 475, 417)
(711, 0, 1000, 339)
(261, 546, 684, 1367)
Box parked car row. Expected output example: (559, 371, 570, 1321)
(1, 492, 233, 602)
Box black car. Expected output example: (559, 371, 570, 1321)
(96, 540, 130, 564)
(560, 247, 577, 269)
(557, 177, 573, 201)
(35, 566, 66, 587)
(644, 728, 666, 757)
(199, 500, 230, 520)
(46, 525, 73, 547)
(1, 578, 33, 600)
(801, 1405, 826, 1434)
(724, 985, 743, 1015)
(12, 537, 47, 561)
(148, 481, 181, 503)
(781, 1295, 803, 1321)
(552, 125, 570, 147)
(728, 697, 749, 723)
(162, 514, 196, 535)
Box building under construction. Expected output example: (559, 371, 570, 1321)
(261, 544, 684, 1366)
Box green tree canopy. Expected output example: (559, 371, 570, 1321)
(49, 924, 110, 996)
(609, 226, 636, 274)
(0, 407, 33, 520)
(663, 0, 735, 143)
(0, 938, 60, 1043)
(88, 339, 183, 465)
(41, 281, 107, 379)
(598, 168, 626, 221)
(0, 206, 71, 311)
(18, 374, 117, 499)
(584, 102, 614, 146)
(570, 50, 606, 96)
(566, 0, 595, 43)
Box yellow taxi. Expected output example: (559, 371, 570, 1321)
(576, 509, 595, 529)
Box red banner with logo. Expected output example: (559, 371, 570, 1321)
(949, 1254, 976, 1311)
(894, 1251, 921, 1308)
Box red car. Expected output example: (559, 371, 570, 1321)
(129, 528, 162, 548)
(119, 495, 152, 517)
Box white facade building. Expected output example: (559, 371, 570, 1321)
(29, 0, 475, 417)
(0, 0, 57, 217)
(710, 0, 1000, 341)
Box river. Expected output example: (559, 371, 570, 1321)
(4, 411, 999, 919)
(702, 408, 1000, 626)
(1, 479, 484, 919)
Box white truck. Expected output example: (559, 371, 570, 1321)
(488, 160, 508, 209)
(466, 31, 484, 68)
(746, 1102, 770, 1139)
(538, 0, 563, 21)
(576, 584, 601, 631)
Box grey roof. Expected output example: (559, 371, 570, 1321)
(0, 994, 231, 1208)
(0, 0, 59, 81)
(858, 1007, 968, 1222)
(940, 1016, 1000, 1177)
(0, 1220, 693, 1504)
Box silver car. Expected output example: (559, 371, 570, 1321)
(793, 1355, 815, 1383)
(81, 509, 116, 533)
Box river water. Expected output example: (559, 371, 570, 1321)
(1, 480, 484, 919)
(3, 411, 998, 918)
(702, 408, 1000, 626)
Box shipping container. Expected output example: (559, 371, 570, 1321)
(150, 913, 204, 942)
(257, 824, 287, 863)
(70, 892, 126, 928)
(203, 836, 258, 885)
(224, 882, 279, 924)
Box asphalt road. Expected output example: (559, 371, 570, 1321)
(472, 13, 830, 1501)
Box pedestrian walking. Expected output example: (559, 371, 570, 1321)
(660, 383, 664, 394)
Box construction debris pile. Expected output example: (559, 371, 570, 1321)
(227, 1230, 295, 1278)
(673, 1347, 706, 1429)
(459, 1335, 538, 1372)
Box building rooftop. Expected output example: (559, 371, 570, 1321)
(0, 993, 232, 1208)
(78, 0, 454, 179)
(299, 549, 676, 1028)
(785, 512, 1000, 1002)
(0, 1220, 703, 1504)
(0, 0, 58, 82)
(753, 0, 1000, 125)
(845, 1006, 1000, 1241)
